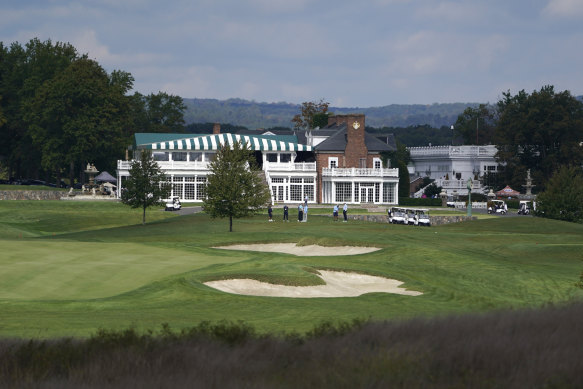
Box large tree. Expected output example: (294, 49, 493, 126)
(535, 165, 583, 223)
(121, 150, 171, 225)
(131, 92, 186, 133)
(24, 58, 132, 186)
(291, 99, 330, 130)
(454, 104, 496, 145)
(382, 142, 411, 199)
(0, 38, 80, 180)
(495, 86, 583, 190)
(203, 141, 271, 232)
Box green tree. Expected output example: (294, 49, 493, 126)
(203, 141, 271, 232)
(382, 141, 411, 199)
(121, 150, 171, 225)
(454, 104, 496, 145)
(495, 86, 583, 191)
(535, 165, 583, 223)
(132, 92, 186, 133)
(24, 58, 131, 186)
(291, 99, 330, 130)
(0, 38, 79, 180)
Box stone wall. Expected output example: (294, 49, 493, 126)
(345, 214, 476, 225)
(0, 190, 65, 201)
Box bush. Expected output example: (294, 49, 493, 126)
(398, 197, 442, 207)
(535, 165, 583, 223)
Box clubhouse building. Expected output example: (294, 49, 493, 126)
(117, 114, 400, 205)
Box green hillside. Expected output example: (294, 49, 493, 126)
(183, 98, 477, 130)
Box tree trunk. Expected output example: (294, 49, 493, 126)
(142, 205, 146, 225)
(229, 215, 233, 232)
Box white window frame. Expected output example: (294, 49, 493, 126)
(373, 157, 382, 169)
(328, 157, 338, 169)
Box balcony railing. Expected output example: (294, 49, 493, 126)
(263, 161, 316, 172)
(322, 168, 399, 178)
(118, 160, 210, 170)
(408, 145, 497, 158)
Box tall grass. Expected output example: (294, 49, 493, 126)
(1, 303, 582, 388)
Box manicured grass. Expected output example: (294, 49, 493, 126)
(0, 200, 582, 338)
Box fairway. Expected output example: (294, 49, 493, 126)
(1, 200, 582, 338)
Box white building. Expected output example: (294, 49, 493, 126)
(408, 145, 500, 196)
(117, 115, 400, 205)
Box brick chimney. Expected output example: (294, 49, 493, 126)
(213, 123, 221, 134)
(327, 114, 367, 168)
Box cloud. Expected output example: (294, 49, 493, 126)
(542, 0, 583, 18)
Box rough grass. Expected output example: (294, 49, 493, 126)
(1, 302, 582, 388)
(0, 201, 582, 339)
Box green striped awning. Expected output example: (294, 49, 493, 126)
(146, 133, 312, 152)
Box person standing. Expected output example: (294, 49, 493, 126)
(268, 204, 273, 222)
(303, 203, 308, 222)
(333, 204, 339, 221)
(283, 205, 289, 222)
(343, 203, 348, 222)
(298, 203, 303, 222)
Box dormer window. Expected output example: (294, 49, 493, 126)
(329, 157, 338, 168)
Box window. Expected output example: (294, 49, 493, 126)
(329, 157, 338, 168)
(335, 182, 351, 202)
(359, 158, 367, 168)
(373, 158, 382, 169)
(196, 176, 207, 200)
(189, 152, 203, 162)
(267, 154, 278, 163)
(185, 177, 196, 199)
(153, 152, 169, 161)
(383, 183, 396, 203)
(205, 152, 216, 162)
(172, 152, 187, 161)
(280, 153, 291, 163)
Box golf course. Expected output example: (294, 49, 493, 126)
(1, 200, 582, 339)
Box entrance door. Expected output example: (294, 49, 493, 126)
(360, 186, 374, 203)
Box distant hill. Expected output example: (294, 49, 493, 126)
(182, 98, 478, 130)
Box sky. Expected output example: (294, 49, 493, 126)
(1, 0, 582, 107)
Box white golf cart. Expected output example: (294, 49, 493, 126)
(165, 196, 182, 211)
(488, 199, 507, 215)
(517, 200, 535, 215)
(388, 207, 406, 224)
(415, 209, 431, 226)
(404, 209, 416, 225)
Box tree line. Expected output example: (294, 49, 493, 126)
(0, 38, 186, 187)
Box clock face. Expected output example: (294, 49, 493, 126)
(352, 121, 360, 130)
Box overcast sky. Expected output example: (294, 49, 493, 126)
(1, 0, 582, 107)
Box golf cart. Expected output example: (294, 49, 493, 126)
(488, 199, 507, 215)
(415, 209, 431, 226)
(517, 200, 534, 215)
(388, 207, 406, 224)
(404, 209, 416, 225)
(165, 196, 182, 211)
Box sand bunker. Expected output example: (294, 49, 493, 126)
(213, 243, 380, 256)
(204, 270, 423, 298)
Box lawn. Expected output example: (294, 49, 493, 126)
(0, 200, 582, 338)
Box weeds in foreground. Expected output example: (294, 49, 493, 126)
(2, 303, 583, 388)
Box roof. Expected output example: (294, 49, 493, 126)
(313, 124, 396, 152)
(94, 171, 117, 183)
(138, 133, 312, 152)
